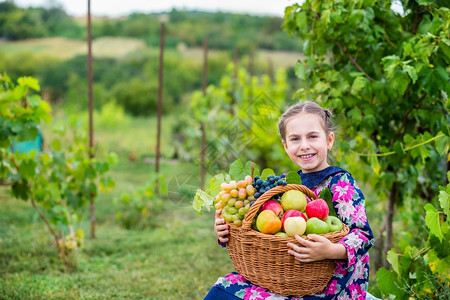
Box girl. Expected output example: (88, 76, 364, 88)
(205, 101, 374, 299)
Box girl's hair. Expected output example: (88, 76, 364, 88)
(278, 101, 334, 140)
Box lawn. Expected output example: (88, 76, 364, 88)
(0, 158, 233, 299)
(0, 109, 234, 299)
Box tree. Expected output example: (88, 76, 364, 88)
(283, 0, 449, 271)
(0, 74, 116, 270)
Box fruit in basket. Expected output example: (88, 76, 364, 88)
(256, 210, 282, 234)
(281, 210, 307, 231)
(306, 217, 329, 235)
(252, 174, 287, 199)
(305, 198, 329, 220)
(284, 216, 307, 237)
(280, 190, 307, 211)
(215, 178, 254, 226)
(261, 200, 284, 218)
(274, 232, 289, 237)
(325, 216, 343, 232)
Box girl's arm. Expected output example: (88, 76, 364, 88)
(287, 172, 373, 263)
(287, 234, 347, 262)
(328, 172, 374, 268)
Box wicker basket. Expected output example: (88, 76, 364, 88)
(226, 184, 349, 297)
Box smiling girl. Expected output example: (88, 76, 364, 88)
(206, 101, 375, 299)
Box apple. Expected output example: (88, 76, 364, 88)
(256, 210, 282, 234)
(261, 200, 284, 218)
(326, 216, 343, 232)
(281, 210, 307, 231)
(284, 217, 307, 237)
(306, 217, 329, 235)
(274, 232, 289, 237)
(280, 190, 307, 211)
(305, 198, 329, 220)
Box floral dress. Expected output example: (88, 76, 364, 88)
(204, 166, 374, 300)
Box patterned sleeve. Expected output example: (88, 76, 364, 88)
(328, 172, 374, 269)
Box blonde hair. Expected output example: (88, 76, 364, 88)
(278, 101, 334, 141)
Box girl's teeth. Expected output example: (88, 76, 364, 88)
(300, 154, 314, 158)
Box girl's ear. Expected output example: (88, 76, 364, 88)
(282, 139, 288, 151)
(327, 132, 335, 150)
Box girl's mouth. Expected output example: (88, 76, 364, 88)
(298, 154, 315, 160)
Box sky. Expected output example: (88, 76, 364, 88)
(13, 0, 294, 17)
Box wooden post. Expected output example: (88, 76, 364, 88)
(87, 0, 96, 239)
(155, 23, 165, 175)
(200, 38, 208, 189)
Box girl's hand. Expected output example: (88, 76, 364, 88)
(286, 234, 347, 262)
(214, 209, 230, 243)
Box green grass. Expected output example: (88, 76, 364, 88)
(1, 108, 233, 299)
(0, 159, 233, 299)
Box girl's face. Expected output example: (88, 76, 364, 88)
(282, 112, 334, 173)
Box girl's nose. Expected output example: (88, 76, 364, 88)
(299, 140, 310, 150)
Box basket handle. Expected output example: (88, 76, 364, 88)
(242, 184, 318, 231)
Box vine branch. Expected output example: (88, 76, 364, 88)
(352, 133, 446, 157)
(394, 92, 428, 141)
(30, 194, 69, 268)
(336, 42, 375, 82)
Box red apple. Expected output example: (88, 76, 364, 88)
(261, 200, 284, 218)
(305, 198, 329, 220)
(281, 210, 307, 231)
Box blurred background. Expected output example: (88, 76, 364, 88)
(0, 0, 448, 299)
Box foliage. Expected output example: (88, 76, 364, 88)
(114, 174, 168, 229)
(0, 74, 116, 269)
(283, 0, 450, 270)
(0, 0, 80, 40)
(179, 64, 295, 178)
(376, 172, 450, 299)
(1, 2, 299, 51)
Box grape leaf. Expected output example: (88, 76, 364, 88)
(387, 249, 400, 275)
(229, 159, 244, 180)
(424, 203, 443, 242)
(192, 189, 214, 215)
(12, 180, 30, 201)
(260, 168, 275, 180)
(209, 173, 225, 197)
(286, 171, 302, 184)
(376, 267, 405, 298)
(393, 141, 406, 156)
(295, 60, 306, 80)
(438, 185, 449, 216)
(319, 187, 337, 217)
(427, 249, 450, 277)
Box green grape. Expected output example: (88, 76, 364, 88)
(228, 198, 237, 206)
(238, 207, 246, 216)
(228, 207, 238, 214)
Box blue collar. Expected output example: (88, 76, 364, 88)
(298, 166, 347, 189)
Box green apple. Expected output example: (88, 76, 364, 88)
(280, 190, 307, 212)
(306, 217, 329, 235)
(325, 216, 343, 232)
(274, 232, 289, 237)
(284, 216, 307, 237)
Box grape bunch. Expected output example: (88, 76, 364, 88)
(252, 174, 287, 200)
(214, 175, 256, 226)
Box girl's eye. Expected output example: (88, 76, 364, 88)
(291, 137, 299, 141)
(309, 135, 317, 139)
